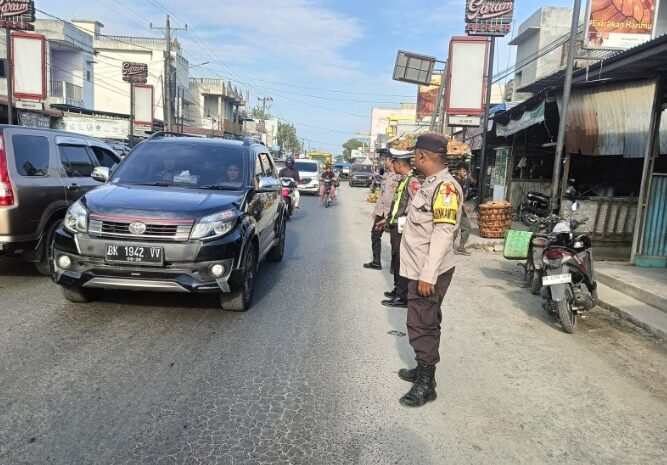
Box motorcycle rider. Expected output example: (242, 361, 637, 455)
(279, 157, 301, 210)
(319, 164, 337, 201)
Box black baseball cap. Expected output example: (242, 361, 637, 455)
(410, 133, 447, 153)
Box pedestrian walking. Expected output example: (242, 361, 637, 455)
(397, 133, 463, 408)
(363, 157, 401, 270)
(377, 154, 421, 308)
(453, 163, 475, 256)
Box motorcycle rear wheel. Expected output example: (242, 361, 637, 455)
(557, 288, 577, 334)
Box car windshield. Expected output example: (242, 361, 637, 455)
(294, 161, 318, 172)
(352, 165, 372, 173)
(110, 141, 245, 189)
(274, 160, 286, 171)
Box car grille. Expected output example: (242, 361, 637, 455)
(300, 177, 312, 184)
(88, 215, 193, 241)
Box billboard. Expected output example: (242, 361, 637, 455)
(11, 31, 46, 100)
(122, 62, 148, 84)
(133, 84, 154, 125)
(584, 0, 660, 50)
(445, 36, 489, 116)
(465, 0, 514, 37)
(0, 0, 35, 31)
(58, 114, 130, 140)
(416, 74, 441, 121)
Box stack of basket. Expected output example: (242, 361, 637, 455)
(478, 201, 513, 238)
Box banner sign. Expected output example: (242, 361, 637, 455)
(465, 0, 514, 37)
(133, 84, 154, 125)
(495, 101, 545, 137)
(0, 0, 35, 31)
(11, 31, 46, 100)
(445, 36, 489, 116)
(57, 114, 130, 140)
(416, 74, 441, 121)
(122, 62, 148, 84)
(584, 0, 660, 50)
(18, 110, 50, 128)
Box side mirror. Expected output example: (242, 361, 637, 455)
(91, 166, 110, 183)
(571, 201, 581, 212)
(258, 176, 279, 192)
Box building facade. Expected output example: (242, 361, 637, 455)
(187, 77, 245, 136)
(369, 103, 416, 151)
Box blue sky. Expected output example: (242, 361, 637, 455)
(38, 0, 575, 152)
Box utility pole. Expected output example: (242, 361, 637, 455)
(478, 36, 496, 205)
(551, 0, 582, 213)
(5, 27, 13, 125)
(151, 15, 186, 132)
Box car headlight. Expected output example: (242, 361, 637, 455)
(64, 200, 88, 233)
(191, 210, 237, 239)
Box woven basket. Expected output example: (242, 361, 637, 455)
(478, 201, 513, 238)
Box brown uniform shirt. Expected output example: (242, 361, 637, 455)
(373, 171, 402, 218)
(400, 167, 463, 285)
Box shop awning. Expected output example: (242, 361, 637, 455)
(495, 101, 545, 137)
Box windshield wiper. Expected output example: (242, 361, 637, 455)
(200, 184, 237, 190)
(135, 182, 172, 187)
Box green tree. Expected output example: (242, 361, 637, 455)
(342, 138, 363, 161)
(277, 121, 302, 154)
(251, 106, 271, 121)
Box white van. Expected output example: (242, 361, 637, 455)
(294, 160, 320, 194)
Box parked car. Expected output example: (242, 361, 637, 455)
(348, 163, 374, 187)
(52, 135, 287, 312)
(0, 126, 121, 275)
(294, 159, 321, 194)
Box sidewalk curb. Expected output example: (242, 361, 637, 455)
(596, 287, 667, 342)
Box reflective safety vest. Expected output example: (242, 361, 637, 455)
(389, 174, 413, 225)
(432, 182, 460, 225)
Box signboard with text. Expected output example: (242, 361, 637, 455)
(465, 0, 514, 37)
(584, 0, 659, 50)
(0, 0, 35, 31)
(445, 36, 489, 116)
(57, 114, 130, 140)
(122, 62, 148, 84)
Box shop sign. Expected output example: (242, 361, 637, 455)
(448, 115, 482, 127)
(15, 100, 42, 110)
(465, 0, 514, 37)
(495, 101, 545, 137)
(57, 114, 130, 140)
(122, 62, 148, 84)
(0, 0, 35, 30)
(18, 110, 50, 128)
(584, 0, 659, 51)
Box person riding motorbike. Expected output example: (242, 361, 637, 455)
(278, 157, 301, 210)
(319, 164, 337, 201)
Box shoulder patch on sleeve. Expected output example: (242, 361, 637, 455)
(432, 182, 460, 224)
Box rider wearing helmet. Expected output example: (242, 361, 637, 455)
(279, 157, 301, 210)
(319, 163, 337, 201)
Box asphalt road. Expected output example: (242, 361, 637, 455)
(1, 185, 666, 465)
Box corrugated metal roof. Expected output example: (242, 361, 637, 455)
(560, 80, 667, 157)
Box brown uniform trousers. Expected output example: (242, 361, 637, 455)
(389, 226, 408, 299)
(407, 268, 455, 365)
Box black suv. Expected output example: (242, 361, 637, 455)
(52, 135, 287, 312)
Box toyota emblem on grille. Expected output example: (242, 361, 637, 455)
(129, 222, 147, 235)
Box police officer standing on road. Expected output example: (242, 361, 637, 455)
(396, 133, 463, 408)
(364, 157, 401, 270)
(377, 154, 421, 308)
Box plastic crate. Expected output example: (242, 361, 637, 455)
(503, 230, 533, 260)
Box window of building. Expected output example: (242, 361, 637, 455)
(12, 135, 49, 176)
(0, 58, 6, 78)
(86, 69, 91, 82)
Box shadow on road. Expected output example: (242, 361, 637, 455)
(0, 257, 43, 277)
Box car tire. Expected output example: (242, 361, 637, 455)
(220, 245, 257, 312)
(267, 218, 286, 262)
(35, 219, 63, 276)
(61, 285, 103, 303)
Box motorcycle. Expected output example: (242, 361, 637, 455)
(321, 178, 335, 208)
(518, 191, 551, 226)
(539, 201, 598, 334)
(280, 177, 297, 218)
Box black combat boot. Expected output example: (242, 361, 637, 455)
(399, 364, 437, 407)
(398, 367, 417, 382)
(363, 261, 382, 270)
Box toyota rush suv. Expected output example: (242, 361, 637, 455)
(52, 135, 287, 312)
(0, 126, 121, 275)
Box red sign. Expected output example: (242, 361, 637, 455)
(122, 62, 149, 84)
(0, 0, 35, 31)
(465, 0, 514, 37)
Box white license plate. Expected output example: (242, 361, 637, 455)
(542, 273, 572, 286)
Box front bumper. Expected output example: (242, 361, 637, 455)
(349, 177, 371, 186)
(297, 181, 320, 193)
(52, 228, 243, 294)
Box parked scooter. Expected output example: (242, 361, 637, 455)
(518, 191, 551, 226)
(539, 200, 598, 334)
(280, 177, 297, 219)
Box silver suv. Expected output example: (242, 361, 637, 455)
(0, 125, 121, 274)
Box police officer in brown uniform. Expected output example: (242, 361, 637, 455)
(377, 154, 421, 308)
(364, 157, 401, 270)
(397, 133, 463, 407)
